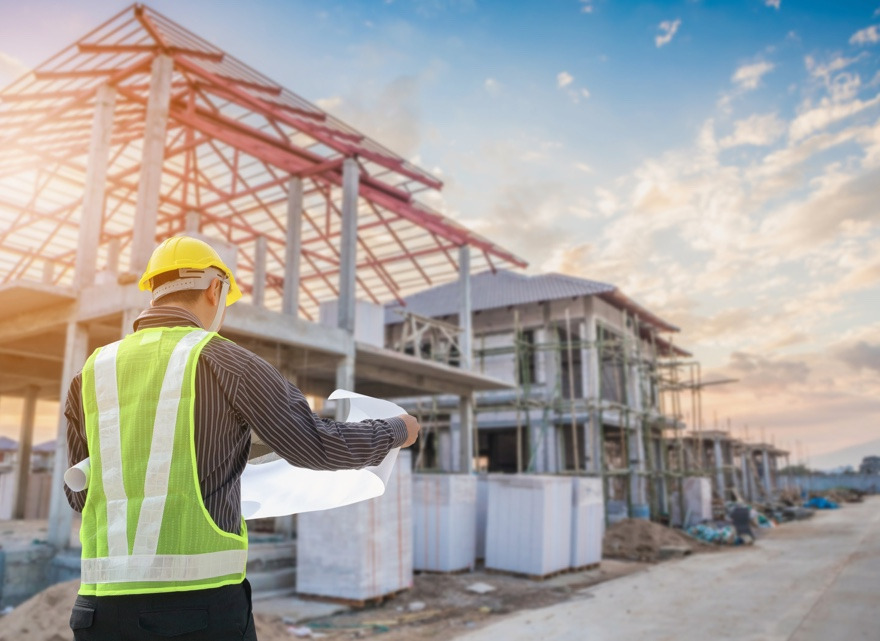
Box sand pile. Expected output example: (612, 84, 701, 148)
(0, 580, 293, 641)
(603, 518, 700, 562)
(0, 579, 79, 641)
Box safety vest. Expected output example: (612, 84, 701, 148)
(78, 327, 248, 596)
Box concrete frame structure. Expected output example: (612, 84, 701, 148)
(0, 5, 526, 547)
(669, 432, 791, 504)
(384, 270, 691, 521)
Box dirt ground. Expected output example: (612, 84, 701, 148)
(256, 560, 651, 640)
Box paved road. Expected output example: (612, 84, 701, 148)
(454, 497, 880, 641)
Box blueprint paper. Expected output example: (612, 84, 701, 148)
(65, 390, 406, 520)
(239, 389, 405, 519)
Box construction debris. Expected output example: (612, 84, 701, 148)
(602, 518, 708, 562)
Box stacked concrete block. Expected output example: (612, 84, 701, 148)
(296, 450, 413, 601)
(485, 475, 572, 577)
(412, 474, 476, 572)
(571, 477, 604, 569)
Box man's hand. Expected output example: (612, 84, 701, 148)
(398, 414, 421, 448)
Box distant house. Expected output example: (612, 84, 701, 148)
(0, 436, 17, 467)
(860, 456, 880, 475)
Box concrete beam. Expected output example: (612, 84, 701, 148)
(354, 361, 474, 397)
(77, 282, 151, 323)
(75, 84, 117, 289)
(282, 177, 303, 317)
(223, 303, 350, 357)
(0, 302, 76, 344)
(13, 385, 38, 519)
(130, 55, 174, 274)
(337, 157, 359, 333)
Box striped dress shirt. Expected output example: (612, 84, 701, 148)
(64, 305, 408, 533)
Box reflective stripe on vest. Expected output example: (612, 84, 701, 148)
(81, 550, 248, 584)
(81, 329, 247, 588)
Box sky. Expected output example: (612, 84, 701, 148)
(0, 0, 878, 467)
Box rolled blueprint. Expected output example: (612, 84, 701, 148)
(64, 458, 91, 492)
(239, 389, 404, 519)
(64, 390, 405, 520)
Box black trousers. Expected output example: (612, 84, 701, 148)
(69, 579, 257, 640)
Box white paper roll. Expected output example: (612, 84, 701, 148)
(64, 458, 91, 492)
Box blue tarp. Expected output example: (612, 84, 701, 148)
(804, 497, 839, 510)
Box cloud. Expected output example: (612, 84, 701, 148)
(789, 93, 880, 141)
(557, 71, 574, 88)
(484, 77, 500, 95)
(727, 351, 810, 392)
(0, 51, 29, 84)
(322, 74, 423, 158)
(764, 0, 781, 8)
(316, 96, 343, 111)
(731, 61, 774, 90)
(837, 341, 880, 372)
(580, 0, 594, 13)
(575, 162, 593, 173)
(805, 53, 866, 82)
(720, 112, 786, 148)
(849, 25, 879, 46)
(655, 19, 681, 48)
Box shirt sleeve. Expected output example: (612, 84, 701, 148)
(234, 352, 408, 470)
(64, 373, 88, 512)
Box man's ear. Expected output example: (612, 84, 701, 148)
(204, 278, 222, 306)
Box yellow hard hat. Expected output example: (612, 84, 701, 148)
(138, 236, 242, 306)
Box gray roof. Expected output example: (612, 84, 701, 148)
(386, 270, 616, 323)
(33, 440, 56, 453)
(0, 436, 17, 451)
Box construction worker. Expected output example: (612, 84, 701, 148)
(63, 235, 420, 640)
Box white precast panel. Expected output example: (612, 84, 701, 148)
(296, 450, 413, 601)
(412, 474, 476, 572)
(485, 475, 572, 577)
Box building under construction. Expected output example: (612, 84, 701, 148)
(385, 270, 791, 521)
(0, 2, 797, 607)
(0, 4, 525, 552)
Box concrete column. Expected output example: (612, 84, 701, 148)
(762, 449, 772, 495)
(334, 352, 355, 421)
(741, 452, 752, 502)
(130, 55, 174, 274)
(282, 177, 304, 316)
(458, 245, 472, 370)
(713, 438, 726, 499)
(48, 321, 90, 548)
(105, 237, 121, 275)
(656, 437, 669, 513)
(458, 394, 474, 474)
(252, 235, 267, 308)
(337, 158, 359, 333)
(75, 84, 117, 289)
(629, 420, 647, 508)
(13, 386, 39, 519)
